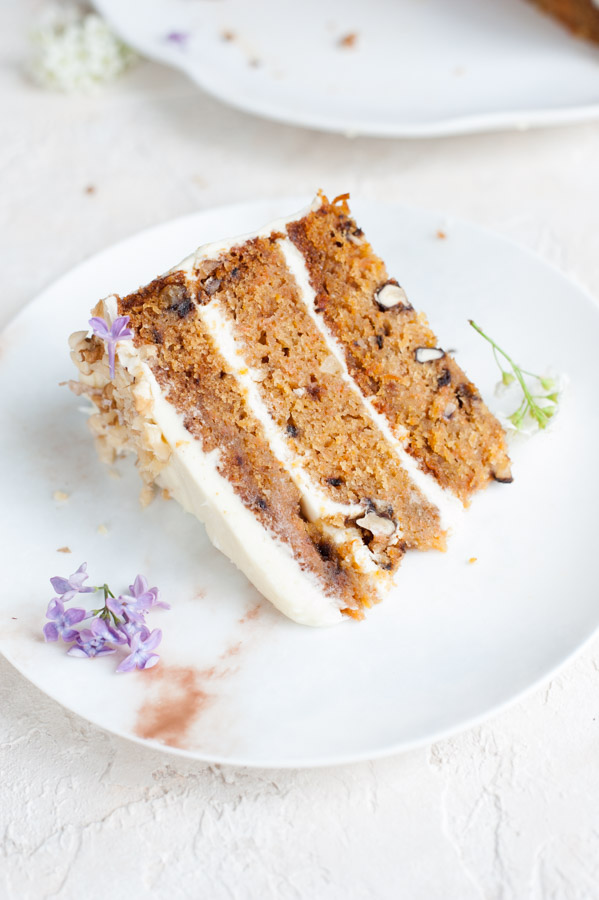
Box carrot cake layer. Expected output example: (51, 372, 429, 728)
(69, 192, 511, 626)
(287, 194, 512, 501)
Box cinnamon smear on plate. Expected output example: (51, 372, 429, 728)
(135, 665, 213, 747)
(134, 601, 263, 748)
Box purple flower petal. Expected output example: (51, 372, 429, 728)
(165, 31, 189, 46)
(46, 598, 64, 619)
(126, 575, 166, 611)
(116, 653, 138, 673)
(76, 628, 94, 643)
(88, 316, 133, 380)
(111, 316, 133, 340)
(143, 628, 162, 652)
(67, 645, 90, 658)
(43, 622, 59, 642)
(92, 616, 126, 644)
(50, 563, 93, 600)
(139, 653, 160, 670)
(66, 622, 117, 658)
(117, 617, 149, 646)
(128, 631, 143, 652)
(62, 627, 82, 642)
(50, 576, 71, 594)
(89, 316, 109, 337)
(130, 574, 147, 597)
(107, 593, 147, 623)
(64, 607, 86, 626)
(70, 564, 94, 593)
(105, 595, 120, 616)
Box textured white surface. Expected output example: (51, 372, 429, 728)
(2, 2, 599, 897)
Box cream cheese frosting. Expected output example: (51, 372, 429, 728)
(102, 295, 344, 627)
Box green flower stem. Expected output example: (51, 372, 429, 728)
(92, 584, 119, 624)
(469, 319, 552, 430)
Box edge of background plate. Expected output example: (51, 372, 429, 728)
(93, 0, 599, 138)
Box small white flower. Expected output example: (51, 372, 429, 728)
(469, 321, 565, 439)
(494, 371, 566, 437)
(29, 6, 137, 93)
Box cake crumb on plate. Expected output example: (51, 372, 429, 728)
(338, 33, 358, 48)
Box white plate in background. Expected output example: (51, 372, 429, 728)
(1, 197, 598, 767)
(94, 0, 599, 137)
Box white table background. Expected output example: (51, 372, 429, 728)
(2, 2, 599, 898)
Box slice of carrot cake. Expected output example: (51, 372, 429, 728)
(69, 192, 511, 626)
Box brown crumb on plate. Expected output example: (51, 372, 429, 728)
(468, 557, 477, 564)
(436, 229, 447, 240)
(338, 32, 358, 48)
(85, 185, 96, 195)
(57, 546, 71, 553)
(53, 490, 69, 502)
(221, 29, 235, 42)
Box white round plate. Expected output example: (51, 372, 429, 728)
(1, 198, 598, 768)
(94, 0, 599, 137)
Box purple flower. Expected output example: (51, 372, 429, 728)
(165, 31, 189, 47)
(43, 599, 87, 642)
(50, 562, 94, 602)
(116, 629, 162, 673)
(116, 615, 150, 647)
(67, 618, 117, 658)
(89, 315, 133, 379)
(128, 574, 169, 611)
(107, 574, 168, 622)
(106, 594, 146, 624)
(97, 615, 129, 646)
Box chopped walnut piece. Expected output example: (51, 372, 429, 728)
(415, 347, 445, 363)
(356, 512, 396, 538)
